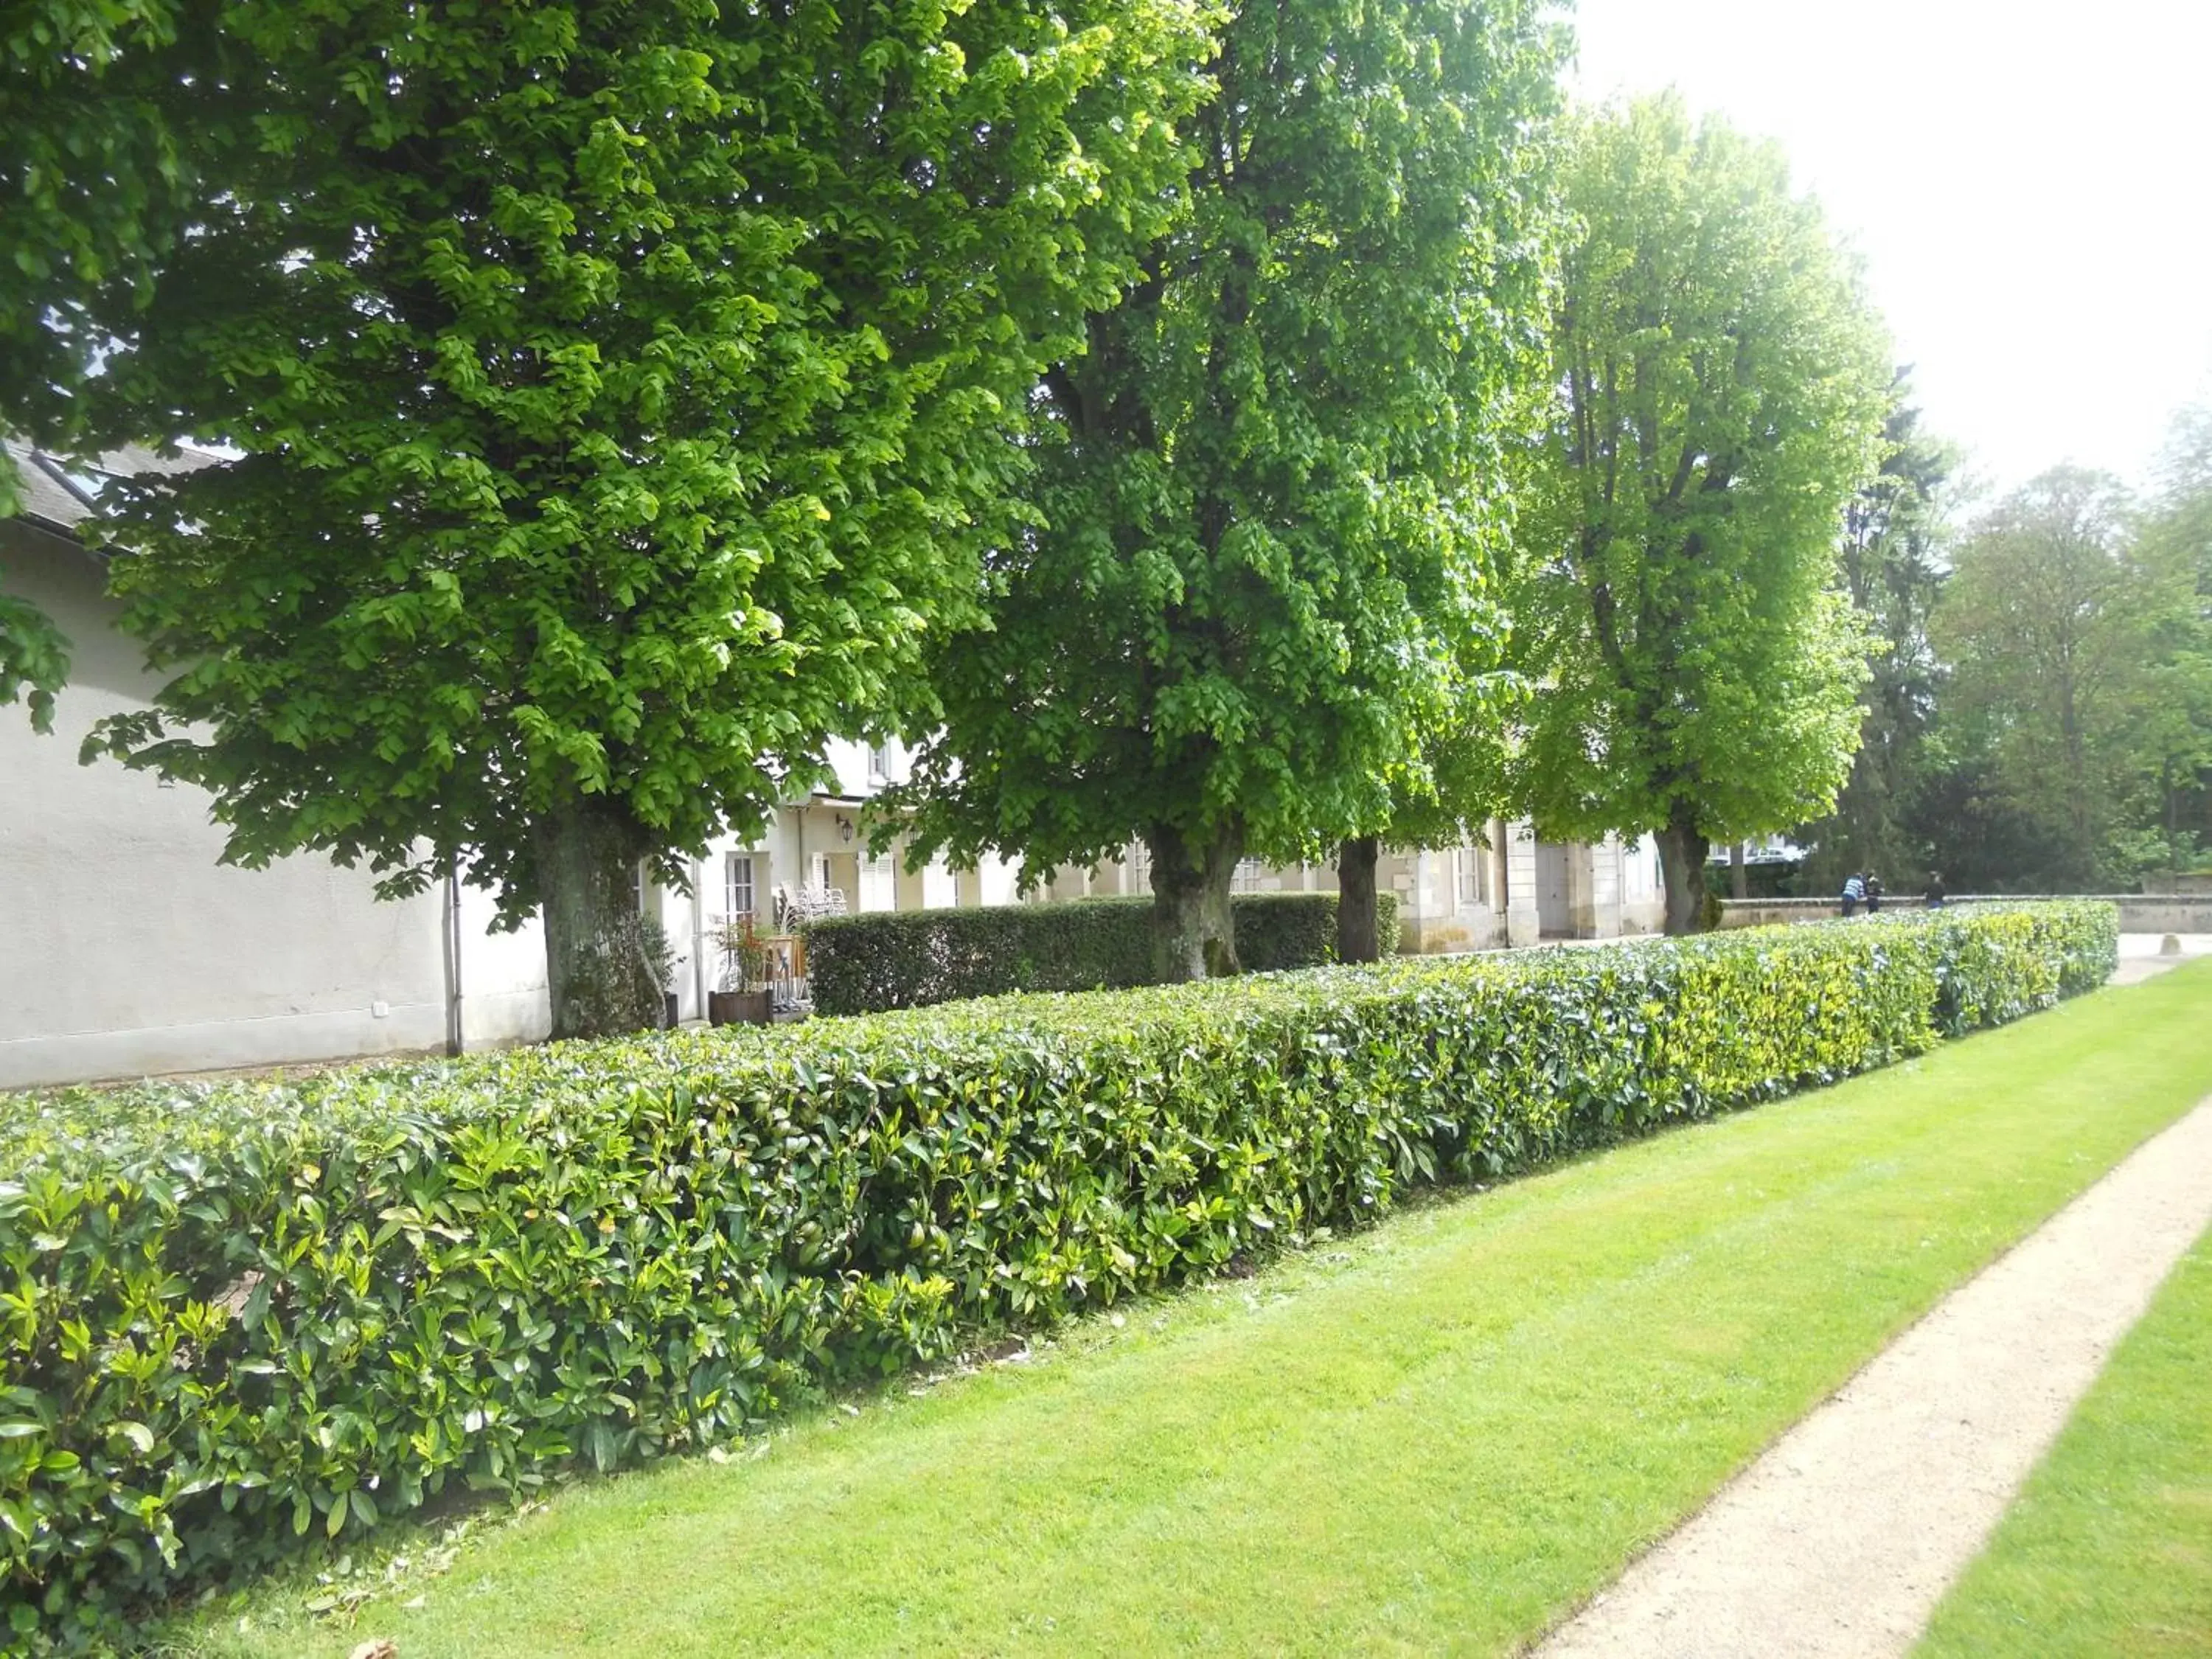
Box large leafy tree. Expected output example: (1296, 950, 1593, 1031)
(1510, 96, 1889, 933)
(1931, 465, 2202, 888)
(895, 0, 1567, 978)
(1793, 378, 1956, 891)
(78, 0, 1211, 1036)
(2135, 406, 2212, 870)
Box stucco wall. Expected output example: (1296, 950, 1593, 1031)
(0, 522, 553, 1085)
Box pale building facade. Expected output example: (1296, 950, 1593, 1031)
(4, 445, 1659, 1085)
(686, 741, 1664, 973)
(0, 453, 549, 1089)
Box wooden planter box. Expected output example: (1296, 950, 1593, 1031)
(708, 988, 774, 1026)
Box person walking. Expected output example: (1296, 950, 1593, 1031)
(1923, 870, 1947, 909)
(1840, 871, 1865, 918)
(1865, 872, 1884, 914)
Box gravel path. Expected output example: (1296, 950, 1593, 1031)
(2111, 931, 2212, 987)
(1534, 1089, 2212, 1659)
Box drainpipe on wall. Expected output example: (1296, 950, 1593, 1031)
(442, 866, 465, 1057)
(691, 855, 709, 1024)
(1494, 818, 1512, 949)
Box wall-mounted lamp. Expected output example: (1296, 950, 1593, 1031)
(834, 814, 855, 844)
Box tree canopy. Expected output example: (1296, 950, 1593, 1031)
(894, 0, 1568, 978)
(0, 0, 219, 727)
(1509, 95, 1890, 931)
(1792, 377, 1956, 891)
(75, 0, 1211, 1034)
(1931, 462, 2208, 887)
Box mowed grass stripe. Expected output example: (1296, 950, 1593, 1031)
(1918, 1221, 2212, 1657)
(187, 962, 2212, 1659)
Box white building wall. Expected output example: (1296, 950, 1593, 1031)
(0, 523, 551, 1087)
(1618, 832, 1666, 935)
(453, 884, 550, 1048)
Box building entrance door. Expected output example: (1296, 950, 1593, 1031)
(1535, 843, 1575, 939)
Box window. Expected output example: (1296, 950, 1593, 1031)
(867, 743, 892, 783)
(860, 851, 897, 913)
(1128, 839, 1152, 892)
(1232, 857, 1265, 894)
(813, 853, 835, 892)
(1455, 845, 1486, 908)
(724, 853, 756, 922)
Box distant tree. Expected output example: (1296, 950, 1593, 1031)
(1897, 745, 2048, 894)
(1794, 378, 1957, 891)
(1929, 468, 2168, 887)
(1510, 96, 1890, 933)
(897, 0, 1568, 980)
(79, 0, 1211, 1036)
(2129, 406, 2212, 872)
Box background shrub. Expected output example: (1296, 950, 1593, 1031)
(0, 903, 2112, 1644)
(1233, 890, 1402, 971)
(804, 890, 1401, 1015)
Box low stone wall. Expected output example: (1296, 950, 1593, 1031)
(1719, 895, 2212, 934)
(2142, 872, 2212, 897)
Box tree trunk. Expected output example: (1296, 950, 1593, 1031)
(532, 796, 669, 1040)
(1145, 821, 1242, 982)
(1655, 809, 1711, 936)
(1336, 835, 1382, 963)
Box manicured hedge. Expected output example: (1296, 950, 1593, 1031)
(804, 889, 1402, 1015)
(0, 903, 2113, 1644)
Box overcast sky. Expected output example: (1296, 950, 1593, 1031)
(1569, 0, 2212, 502)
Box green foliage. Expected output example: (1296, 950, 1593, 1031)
(0, 1, 204, 422)
(1928, 467, 2201, 889)
(0, 591, 70, 735)
(0, 903, 2110, 1641)
(1231, 890, 1401, 975)
(170, 947, 2212, 1659)
(1512, 95, 1891, 930)
(2132, 406, 2212, 872)
(805, 891, 1401, 1015)
(1898, 406, 2212, 893)
(895, 0, 1568, 970)
(1, 0, 204, 727)
(808, 897, 1155, 1013)
(1795, 378, 1958, 891)
(69, 0, 1211, 1034)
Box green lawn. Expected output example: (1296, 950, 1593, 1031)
(178, 963, 2212, 1659)
(1919, 1220, 2212, 1657)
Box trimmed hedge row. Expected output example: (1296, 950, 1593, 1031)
(0, 903, 2114, 1644)
(804, 889, 1402, 1015)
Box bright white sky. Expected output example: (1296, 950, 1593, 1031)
(1569, 0, 2212, 501)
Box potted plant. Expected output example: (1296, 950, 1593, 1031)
(708, 916, 775, 1026)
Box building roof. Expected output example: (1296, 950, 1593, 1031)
(3, 439, 219, 540)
